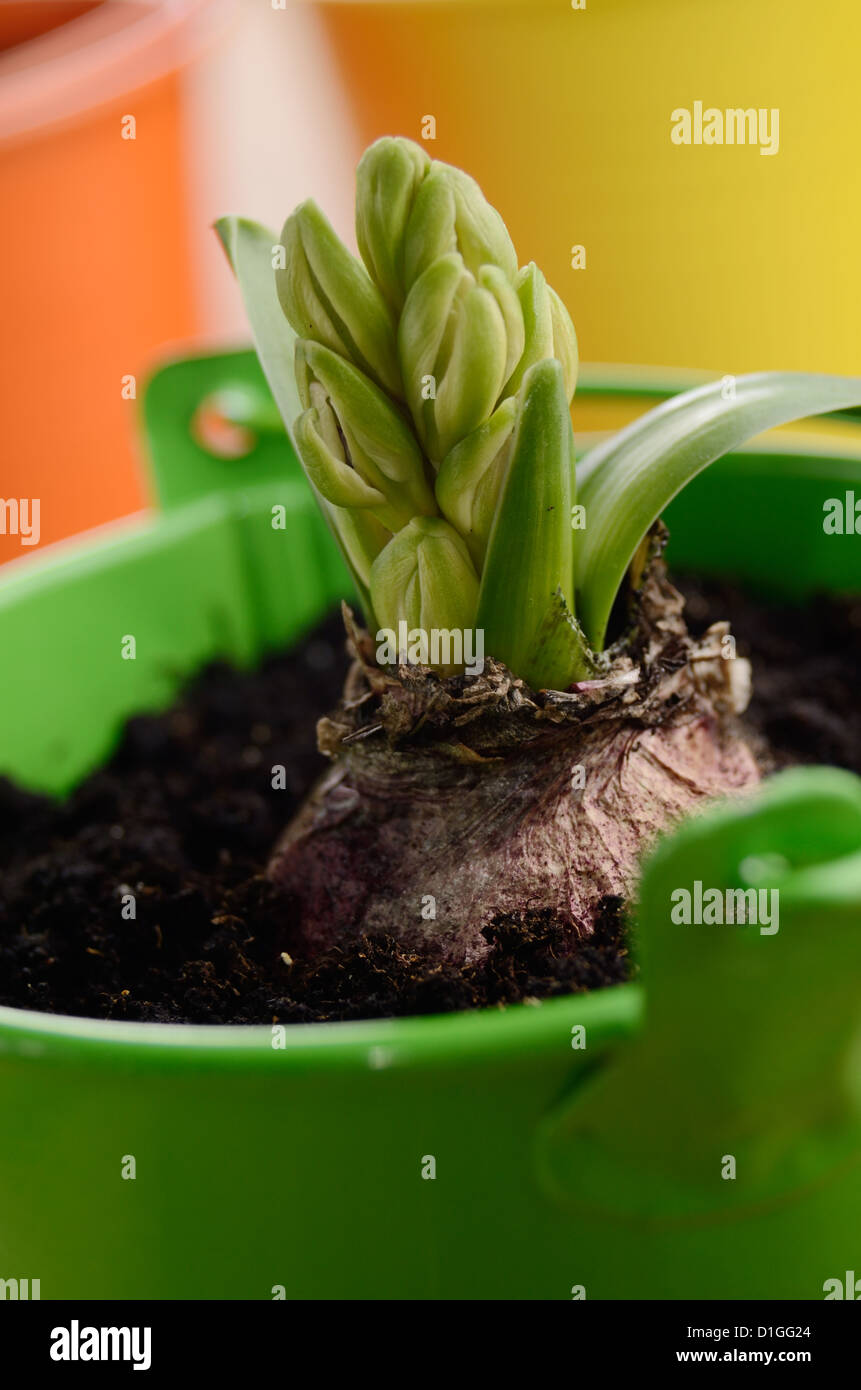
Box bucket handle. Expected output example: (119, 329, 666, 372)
(535, 767, 861, 1224)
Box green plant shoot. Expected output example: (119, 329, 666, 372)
(218, 138, 861, 688)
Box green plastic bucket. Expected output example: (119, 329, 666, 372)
(1, 357, 860, 1299)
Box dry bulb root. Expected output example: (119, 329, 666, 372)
(268, 561, 760, 965)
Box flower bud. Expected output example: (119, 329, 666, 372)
(435, 397, 517, 567)
(355, 136, 430, 313)
(294, 404, 387, 512)
(502, 265, 579, 402)
(295, 339, 437, 529)
(398, 254, 508, 466)
(403, 163, 518, 292)
(477, 265, 525, 386)
(445, 165, 518, 280)
(370, 517, 480, 676)
(503, 263, 554, 397)
(276, 200, 401, 396)
(548, 286, 579, 403)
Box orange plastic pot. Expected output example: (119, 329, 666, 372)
(0, 0, 225, 567)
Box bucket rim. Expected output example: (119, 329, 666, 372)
(0, 0, 231, 145)
(0, 984, 643, 1070)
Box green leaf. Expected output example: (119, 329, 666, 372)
(523, 588, 599, 689)
(214, 215, 380, 621)
(214, 216, 303, 437)
(476, 359, 579, 689)
(575, 371, 861, 651)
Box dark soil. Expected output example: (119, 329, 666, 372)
(0, 578, 859, 1024)
(679, 576, 861, 775)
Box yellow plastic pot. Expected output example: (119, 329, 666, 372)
(317, 0, 861, 381)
